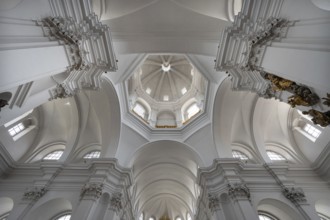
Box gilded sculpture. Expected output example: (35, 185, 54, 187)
(322, 93, 330, 107)
(263, 73, 320, 107)
(302, 109, 330, 127)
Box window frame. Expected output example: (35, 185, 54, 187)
(266, 150, 286, 161)
(83, 150, 101, 159)
(43, 150, 64, 161)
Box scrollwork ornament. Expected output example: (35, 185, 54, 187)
(80, 182, 103, 199)
(208, 193, 220, 213)
(282, 187, 306, 203)
(110, 192, 122, 212)
(228, 183, 251, 201)
(23, 186, 47, 201)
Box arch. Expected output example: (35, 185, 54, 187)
(71, 143, 102, 161)
(133, 98, 151, 121)
(27, 143, 66, 163)
(257, 198, 301, 220)
(0, 197, 14, 219)
(131, 140, 203, 219)
(156, 110, 177, 127)
(26, 198, 72, 220)
(315, 199, 330, 219)
(310, 0, 330, 11)
(231, 143, 261, 163)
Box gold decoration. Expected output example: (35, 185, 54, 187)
(302, 109, 330, 127)
(288, 95, 310, 108)
(322, 93, 330, 106)
(264, 73, 294, 91)
(263, 73, 319, 107)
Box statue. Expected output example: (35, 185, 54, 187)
(322, 93, 330, 106)
(288, 95, 310, 108)
(0, 99, 9, 111)
(302, 109, 330, 127)
(263, 73, 294, 91)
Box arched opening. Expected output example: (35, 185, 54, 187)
(0, 197, 14, 219)
(257, 198, 301, 220)
(315, 199, 330, 220)
(26, 198, 72, 220)
(131, 141, 203, 220)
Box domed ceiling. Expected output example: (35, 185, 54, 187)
(140, 55, 193, 102)
(127, 54, 208, 129)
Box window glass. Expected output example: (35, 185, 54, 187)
(266, 151, 286, 161)
(139, 213, 144, 220)
(43, 150, 64, 160)
(83, 151, 100, 159)
(232, 150, 249, 160)
(56, 214, 71, 220)
(187, 213, 192, 220)
(258, 214, 276, 220)
(187, 103, 200, 119)
(133, 103, 146, 119)
(303, 124, 321, 138)
(8, 123, 25, 136)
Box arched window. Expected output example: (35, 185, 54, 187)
(175, 217, 182, 220)
(139, 212, 144, 220)
(43, 150, 64, 160)
(55, 214, 71, 220)
(187, 213, 192, 220)
(232, 150, 249, 160)
(266, 151, 286, 161)
(187, 103, 200, 119)
(133, 103, 147, 120)
(149, 217, 155, 220)
(83, 151, 100, 159)
(258, 213, 277, 220)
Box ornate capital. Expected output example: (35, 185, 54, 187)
(228, 183, 250, 201)
(109, 192, 122, 212)
(80, 182, 103, 200)
(282, 187, 306, 203)
(208, 193, 221, 213)
(23, 186, 47, 201)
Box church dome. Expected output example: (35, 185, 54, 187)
(127, 54, 208, 128)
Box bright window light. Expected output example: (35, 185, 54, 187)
(187, 103, 200, 119)
(259, 214, 273, 220)
(266, 151, 286, 161)
(303, 124, 321, 139)
(139, 213, 144, 220)
(43, 150, 64, 160)
(232, 150, 248, 160)
(163, 95, 169, 101)
(176, 218, 182, 220)
(83, 151, 100, 159)
(187, 213, 192, 220)
(8, 123, 25, 136)
(149, 218, 155, 220)
(56, 214, 71, 220)
(146, 88, 151, 94)
(162, 64, 171, 72)
(133, 103, 146, 119)
(181, 87, 187, 95)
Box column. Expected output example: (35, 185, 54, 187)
(227, 183, 259, 220)
(71, 183, 103, 220)
(103, 193, 122, 220)
(208, 193, 225, 220)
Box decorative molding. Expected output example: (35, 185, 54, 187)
(227, 183, 251, 201)
(38, 15, 117, 100)
(282, 187, 306, 203)
(208, 193, 221, 213)
(80, 182, 103, 199)
(110, 192, 123, 212)
(22, 186, 47, 201)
